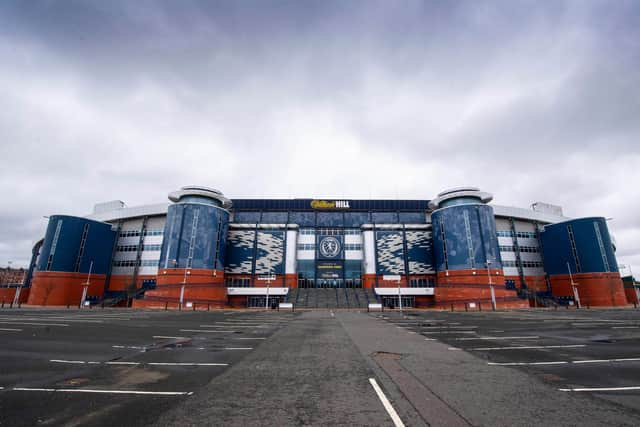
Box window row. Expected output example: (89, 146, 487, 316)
(409, 278, 435, 287)
(224, 277, 252, 287)
(296, 243, 362, 251)
(502, 260, 544, 268)
(116, 244, 162, 252)
(297, 243, 315, 251)
(118, 229, 164, 238)
(496, 230, 537, 239)
(112, 259, 160, 267)
(499, 245, 540, 253)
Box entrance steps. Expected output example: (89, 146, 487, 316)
(287, 288, 377, 309)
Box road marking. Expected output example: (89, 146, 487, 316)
(0, 328, 22, 332)
(12, 387, 193, 396)
(233, 337, 266, 340)
(0, 321, 69, 327)
(488, 361, 569, 366)
(559, 386, 640, 392)
(153, 336, 187, 339)
(369, 378, 405, 427)
(419, 326, 478, 329)
(179, 329, 235, 333)
(224, 347, 253, 350)
(112, 345, 146, 350)
(51, 360, 227, 367)
(470, 344, 586, 351)
(573, 357, 640, 364)
(147, 362, 228, 366)
(424, 338, 437, 341)
(612, 326, 640, 329)
(199, 325, 265, 329)
(421, 331, 476, 335)
(455, 336, 540, 341)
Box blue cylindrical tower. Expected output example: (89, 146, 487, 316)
(430, 187, 502, 284)
(540, 217, 625, 306)
(158, 186, 231, 276)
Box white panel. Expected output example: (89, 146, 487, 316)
(344, 235, 362, 244)
(285, 230, 297, 274)
(517, 237, 539, 246)
(513, 220, 536, 232)
(138, 266, 159, 275)
(502, 267, 519, 276)
(297, 235, 315, 244)
(146, 216, 166, 229)
(498, 236, 513, 245)
(495, 218, 512, 231)
(519, 253, 543, 262)
(363, 230, 376, 274)
(500, 252, 517, 261)
(345, 250, 363, 260)
(374, 288, 434, 296)
(120, 219, 144, 230)
(297, 251, 315, 260)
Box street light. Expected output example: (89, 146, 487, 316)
(80, 261, 93, 308)
(487, 260, 496, 311)
(567, 261, 581, 309)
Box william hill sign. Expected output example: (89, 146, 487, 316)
(310, 200, 351, 209)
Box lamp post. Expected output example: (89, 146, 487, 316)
(487, 260, 496, 311)
(567, 261, 581, 309)
(265, 261, 272, 310)
(80, 261, 93, 308)
(397, 276, 403, 313)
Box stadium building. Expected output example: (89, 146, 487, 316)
(12, 186, 634, 309)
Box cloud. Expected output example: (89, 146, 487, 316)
(0, 0, 638, 273)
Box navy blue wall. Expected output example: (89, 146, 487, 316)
(431, 204, 501, 272)
(36, 215, 116, 275)
(540, 217, 618, 275)
(159, 203, 229, 270)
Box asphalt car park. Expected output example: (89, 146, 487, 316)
(2, 307, 640, 426)
(380, 308, 640, 413)
(0, 308, 297, 426)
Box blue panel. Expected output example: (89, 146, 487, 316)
(317, 212, 344, 227)
(375, 231, 405, 274)
(399, 212, 426, 224)
(344, 212, 371, 227)
(317, 234, 344, 260)
(345, 260, 362, 278)
(36, 215, 116, 275)
(540, 217, 618, 275)
(372, 212, 399, 224)
(225, 230, 255, 274)
(255, 230, 285, 275)
(297, 260, 315, 278)
(405, 231, 434, 274)
(431, 204, 501, 272)
(159, 204, 230, 270)
(261, 211, 288, 223)
(233, 211, 261, 223)
(288, 211, 316, 227)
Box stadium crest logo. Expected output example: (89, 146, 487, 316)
(319, 236, 341, 258)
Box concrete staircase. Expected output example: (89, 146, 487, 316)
(287, 288, 378, 309)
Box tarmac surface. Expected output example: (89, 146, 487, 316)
(1, 307, 640, 426)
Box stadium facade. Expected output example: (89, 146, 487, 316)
(13, 186, 637, 309)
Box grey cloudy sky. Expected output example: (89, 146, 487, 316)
(1, 0, 638, 274)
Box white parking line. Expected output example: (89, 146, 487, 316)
(199, 325, 265, 329)
(612, 326, 640, 329)
(573, 357, 640, 364)
(559, 386, 640, 392)
(369, 378, 405, 427)
(0, 328, 22, 332)
(233, 337, 266, 340)
(179, 329, 235, 333)
(455, 336, 540, 341)
(488, 361, 569, 366)
(470, 344, 586, 351)
(12, 387, 193, 396)
(112, 345, 146, 350)
(421, 331, 476, 334)
(153, 336, 187, 339)
(0, 321, 68, 327)
(51, 360, 228, 366)
(224, 347, 253, 350)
